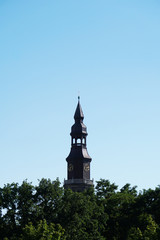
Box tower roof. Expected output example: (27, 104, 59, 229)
(74, 97, 84, 121)
(71, 97, 87, 137)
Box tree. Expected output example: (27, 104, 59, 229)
(1, 178, 160, 240)
(34, 178, 63, 224)
(17, 180, 35, 227)
(58, 189, 106, 240)
(127, 227, 143, 240)
(21, 219, 65, 240)
(96, 179, 118, 200)
(127, 214, 159, 240)
(1, 183, 19, 238)
(95, 180, 137, 240)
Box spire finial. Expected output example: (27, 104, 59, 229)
(78, 90, 80, 102)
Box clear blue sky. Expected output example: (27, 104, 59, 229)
(0, 0, 160, 190)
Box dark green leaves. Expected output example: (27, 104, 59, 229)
(1, 178, 160, 239)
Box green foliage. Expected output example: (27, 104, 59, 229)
(21, 219, 65, 240)
(1, 178, 160, 239)
(120, 183, 137, 196)
(1, 182, 19, 238)
(127, 227, 143, 240)
(96, 179, 118, 200)
(17, 180, 35, 226)
(127, 214, 159, 240)
(35, 178, 63, 223)
(61, 189, 106, 240)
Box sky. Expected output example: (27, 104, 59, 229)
(0, 0, 160, 191)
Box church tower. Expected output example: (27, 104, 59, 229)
(64, 97, 94, 192)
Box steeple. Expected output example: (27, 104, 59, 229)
(64, 98, 94, 192)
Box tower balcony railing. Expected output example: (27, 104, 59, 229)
(64, 179, 94, 185)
